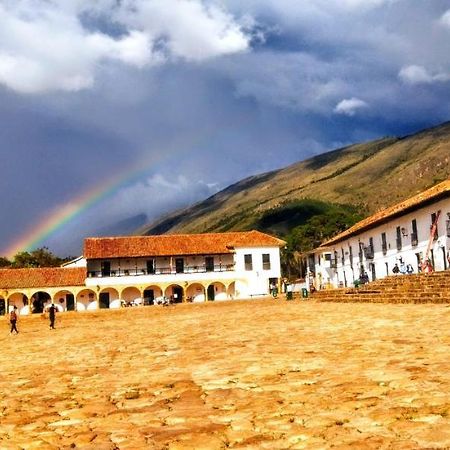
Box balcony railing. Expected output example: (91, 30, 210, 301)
(87, 264, 235, 278)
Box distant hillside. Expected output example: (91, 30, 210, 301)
(138, 121, 450, 238)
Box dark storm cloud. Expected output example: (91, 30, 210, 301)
(0, 0, 449, 256)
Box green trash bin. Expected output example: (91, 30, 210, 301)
(301, 288, 308, 298)
(286, 291, 293, 300)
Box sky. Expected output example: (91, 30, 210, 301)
(1, 0, 450, 257)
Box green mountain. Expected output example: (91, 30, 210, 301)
(138, 121, 450, 239)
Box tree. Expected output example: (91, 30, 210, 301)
(11, 247, 68, 268)
(280, 202, 363, 278)
(0, 257, 11, 268)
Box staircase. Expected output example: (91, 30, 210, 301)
(312, 271, 450, 303)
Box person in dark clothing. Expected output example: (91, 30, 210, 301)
(9, 306, 19, 335)
(48, 304, 57, 330)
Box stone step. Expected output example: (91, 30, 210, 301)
(312, 270, 450, 303)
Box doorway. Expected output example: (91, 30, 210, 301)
(143, 289, 154, 305)
(99, 292, 110, 309)
(205, 257, 214, 272)
(173, 286, 183, 303)
(101, 261, 111, 277)
(207, 285, 215, 301)
(370, 263, 376, 281)
(415, 253, 422, 272)
(175, 258, 184, 274)
(0, 299, 5, 316)
(66, 294, 75, 311)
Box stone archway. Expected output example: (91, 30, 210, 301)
(207, 282, 227, 301)
(164, 284, 184, 303)
(7, 292, 29, 315)
(99, 287, 120, 309)
(30, 291, 51, 314)
(143, 285, 163, 305)
(76, 289, 97, 311)
(53, 289, 76, 312)
(186, 283, 206, 303)
(227, 282, 236, 300)
(121, 287, 142, 307)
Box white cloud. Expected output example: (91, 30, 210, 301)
(440, 9, 450, 28)
(334, 97, 368, 116)
(0, 0, 251, 94)
(398, 65, 450, 85)
(116, 0, 250, 61)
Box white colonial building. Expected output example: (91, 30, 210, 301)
(0, 230, 285, 314)
(309, 180, 450, 289)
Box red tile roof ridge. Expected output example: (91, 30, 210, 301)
(84, 230, 286, 259)
(85, 230, 281, 239)
(320, 179, 450, 248)
(0, 267, 86, 290)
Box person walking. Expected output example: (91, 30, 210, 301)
(48, 304, 57, 330)
(9, 306, 19, 335)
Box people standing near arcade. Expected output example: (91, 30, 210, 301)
(48, 304, 57, 330)
(9, 306, 19, 335)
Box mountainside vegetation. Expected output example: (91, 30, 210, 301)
(138, 121, 450, 277)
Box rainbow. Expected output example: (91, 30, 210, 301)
(2, 159, 152, 258)
(2, 111, 252, 259)
(2, 125, 205, 258)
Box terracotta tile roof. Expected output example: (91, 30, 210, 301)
(84, 230, 286, 259)
(321, 179, 450, 248)
(0, 267, 86, 290)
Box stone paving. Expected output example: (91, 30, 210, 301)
(0, 299, 449, 449)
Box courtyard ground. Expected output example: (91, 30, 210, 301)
(0, 299, 449, 449)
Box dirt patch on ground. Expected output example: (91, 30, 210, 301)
(1, 299, 450, 449)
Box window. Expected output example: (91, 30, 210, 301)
(332, 251, 338, 268)
(244, 254, 253, 271)
(411, 219, 418, 246)
(431, 212, 438, 240)
(262, 254, 271, 270)
(381, 232, 387, 255)
(349, 245, 353, 268)
(396, 226, 402, 251)
(341, 248, 345, 265)
(363, 237, 375, 259)
(147, 258, 156, 274)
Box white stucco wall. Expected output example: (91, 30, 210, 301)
(84, 246, 282, 300)
(234, 246, 282, 297)
(312, 197, 450, 288)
